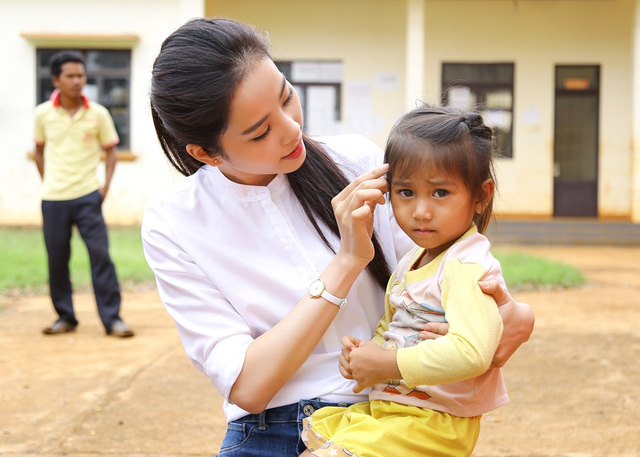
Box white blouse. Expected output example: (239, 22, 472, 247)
(141, 134, 411, 422)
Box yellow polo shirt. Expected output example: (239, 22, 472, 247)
(34, 91, 119, 201)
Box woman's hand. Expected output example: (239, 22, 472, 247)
(418, 281, 535, 368)
(418, 322, 449, 341)
(331, 164, 389, 267)
(479, 280, 535, 368)
(228, 168, 394, 413)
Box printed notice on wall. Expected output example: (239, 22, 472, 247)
(292, 62, 343, 83)
(375, 72, 400, 90)
(306, 86, 341, 136)
(522, 106, 541, 125)
(346, 81, 374, 137)
(85, 84, 99, 103)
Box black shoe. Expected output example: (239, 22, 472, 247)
(106, 319, 134, 338)
(43, 319, 77, 335)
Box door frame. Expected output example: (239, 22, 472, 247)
(552, 64, 600, 217)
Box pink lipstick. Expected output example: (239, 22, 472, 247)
(284, 141, 304, 160)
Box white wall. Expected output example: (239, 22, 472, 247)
(0, 0, 203, 225)
(1, 0, 636, 224)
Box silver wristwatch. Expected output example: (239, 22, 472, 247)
(308, 279, 347, 308)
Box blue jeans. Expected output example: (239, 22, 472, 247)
(217, 398, 352, 456)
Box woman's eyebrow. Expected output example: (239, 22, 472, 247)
(242, 114, 269, 136)
(241, 75, 287, 136)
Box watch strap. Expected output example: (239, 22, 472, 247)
(320, 289, 347, 308)
(309, 279, 347, 308)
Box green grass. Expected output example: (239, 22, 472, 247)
(0, 226, 154, 296)
(493, 248, 586, 291)
(0, 227, 585, 297)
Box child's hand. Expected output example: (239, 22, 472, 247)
(339, 336, 360, 380)
(348, 340, 401, 393)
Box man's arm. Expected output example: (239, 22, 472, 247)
(100, 146, 117, 200)
(34, 144, 45, 179)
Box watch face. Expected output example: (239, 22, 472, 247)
(309, 279, 324, 297)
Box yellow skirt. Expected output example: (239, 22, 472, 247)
(301, 400, 481, 457)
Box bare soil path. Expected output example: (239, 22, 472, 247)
(1, 245, 639, 456)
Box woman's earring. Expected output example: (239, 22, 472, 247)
(214, 159, 218, 164)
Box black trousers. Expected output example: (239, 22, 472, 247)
(42, 190, 122, 330)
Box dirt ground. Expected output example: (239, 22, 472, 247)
(0, 245, 639, 457)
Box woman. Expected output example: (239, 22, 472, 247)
(142, 17, 534, 457)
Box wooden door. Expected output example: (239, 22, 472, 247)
(553, 65, 600, 217)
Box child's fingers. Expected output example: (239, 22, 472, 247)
(341, 335, 359, 351)
(339, 356, 353, 379)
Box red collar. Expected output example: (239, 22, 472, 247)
(50, 89, 90, 109)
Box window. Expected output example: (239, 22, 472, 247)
(36, 49, 131, 150)
(276, 61, 343, 135)
(442, 63, 514, 158)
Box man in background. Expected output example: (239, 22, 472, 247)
(33, 50, 134, 337)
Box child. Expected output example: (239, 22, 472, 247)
(300, 104, 509, 457)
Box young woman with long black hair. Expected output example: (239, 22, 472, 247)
(142, 17, 534, 457)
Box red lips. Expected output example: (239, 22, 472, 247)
(284, 140, 303, 159)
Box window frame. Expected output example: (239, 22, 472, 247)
(441, 62, 515, 158)
(275, 60, 343, 135)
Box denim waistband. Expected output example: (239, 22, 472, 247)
(235, 398, 352, 429)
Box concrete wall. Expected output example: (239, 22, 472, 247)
(1, 0, 636, 224)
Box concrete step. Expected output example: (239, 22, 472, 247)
(486, 218, 640, 246)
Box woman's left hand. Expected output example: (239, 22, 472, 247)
(419, 281, 535, 368)
(479, 280, 535, 368)
(418, 322, 448, 341)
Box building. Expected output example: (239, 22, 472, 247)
(2, 0, 638, 225)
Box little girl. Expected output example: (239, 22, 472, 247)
(300, 104, 509, 457)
